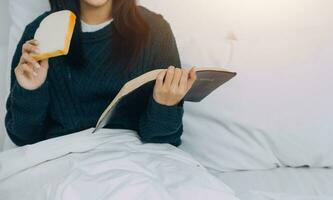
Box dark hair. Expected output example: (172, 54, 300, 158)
(49, 0, 150, 72)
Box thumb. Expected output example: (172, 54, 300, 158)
(187, 67, 197, 90)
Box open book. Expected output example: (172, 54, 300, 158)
(93, 67, 237, 133)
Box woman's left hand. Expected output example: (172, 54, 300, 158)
(153, 66, 197, 106)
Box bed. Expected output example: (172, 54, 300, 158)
(1, 0, 333, 200)
(0, 129, 332, 200)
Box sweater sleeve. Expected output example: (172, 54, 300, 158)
(5, 23, 50, 146)
(139, 18, 184, 146)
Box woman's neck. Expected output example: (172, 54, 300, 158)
(80, 1, 113, 25)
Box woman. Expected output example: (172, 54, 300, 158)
(5, 0, 196, 147)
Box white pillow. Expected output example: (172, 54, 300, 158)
(8, 0, 50, 69)
(142, 0, 333, 171)
(4, 0, 50, 150)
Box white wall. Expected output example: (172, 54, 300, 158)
(0, 0, 10, 151)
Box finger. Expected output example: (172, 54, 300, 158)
(190, 67, 197, 79)
(39, 59, 49, 70)
(21, 63, 38, 77)
(171, 68, 182, 88)
(22, 53, 40, 69)
(22, 42, 40, 54)
(179, 69, 189, 91)
(27, 39, 39, 45)
(187, 67, 197, 90)
(14, 65, 24, 76)
(163, 66, 175, 88)
(155, 70, 166, 89)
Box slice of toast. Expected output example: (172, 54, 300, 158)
(32, 10, 76, 61)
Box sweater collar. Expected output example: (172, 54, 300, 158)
(81, 20, 114, 42)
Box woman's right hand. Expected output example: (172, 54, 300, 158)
(14, 39, 49, 90)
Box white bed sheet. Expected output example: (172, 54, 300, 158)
(209, 167, 333, 200)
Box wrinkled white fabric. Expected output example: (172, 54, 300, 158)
(0, 128, 238, 200)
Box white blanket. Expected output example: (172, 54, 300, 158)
(0, 128, 238, 200)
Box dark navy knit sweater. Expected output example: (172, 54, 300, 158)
(5, 7, 183, 147)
